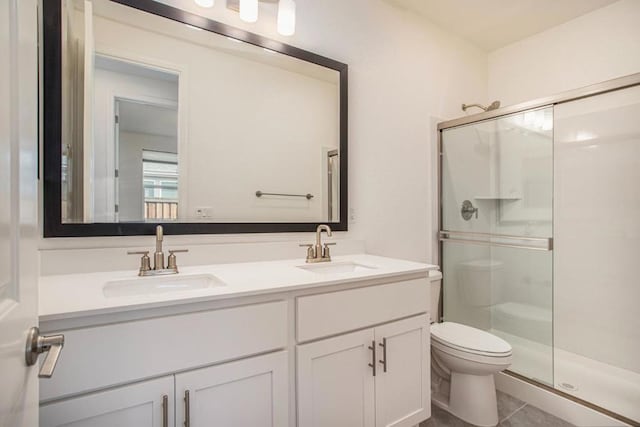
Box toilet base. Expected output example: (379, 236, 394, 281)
(432, 372, 498, 427)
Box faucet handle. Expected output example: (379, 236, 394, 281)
(127, 251, 151, 275)
(322, 242, 336, 259)
(299, 244, 315, 261)
(167, 249, 188, 271)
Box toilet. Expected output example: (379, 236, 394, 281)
(429, 270, 513, 427)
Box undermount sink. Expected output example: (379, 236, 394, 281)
(103, 273, 226, 298)
(297, 261, 377, 275)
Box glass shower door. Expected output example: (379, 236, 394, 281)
(553, 85, 640, 422)
(440, 107, 554, 384)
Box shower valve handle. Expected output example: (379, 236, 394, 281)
(461, 200, 478, 221)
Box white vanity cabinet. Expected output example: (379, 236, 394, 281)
(40, 376, 174, 427)
(374, 316, 430, 427)
(297, 315, 429, 427)
(174, 351, 289, 427)
(39, 259, 433, 427)
(297, 329, 376, 427)
(40, 352, 288, 427)
(39, 300, 290, 427)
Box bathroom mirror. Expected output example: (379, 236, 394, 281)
(43, 0, 348, 237)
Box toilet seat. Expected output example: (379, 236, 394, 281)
(431, 322, 512, 358)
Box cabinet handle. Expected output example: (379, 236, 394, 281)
(184, 390, 190, 427)
(379, 337, 387, 373)
(162, 395, 168, 427)
(368, 340, 376, 376)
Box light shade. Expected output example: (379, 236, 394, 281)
(239, 0, 258, 23)
(277, 0, 295, 36)
(194, 0, 214, 8)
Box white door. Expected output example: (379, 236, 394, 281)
(39, 376, 174, 427)
(175, 352, 289, 427)
(374, 315, 430, 427)
(297, 329, 376, 427)
(0, 0, 40, 426)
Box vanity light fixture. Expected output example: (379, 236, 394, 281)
(277, 0, 295, 36)
(239, 0, 259, 23)
(227, 0, 296, 36)
(194, 0, 214, 8)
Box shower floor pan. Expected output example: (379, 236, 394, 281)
(491, 328, 640, 423)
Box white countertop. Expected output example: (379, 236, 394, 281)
(39, 254, 437, 322)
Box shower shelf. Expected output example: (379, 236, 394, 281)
(473, 196, 522, 200)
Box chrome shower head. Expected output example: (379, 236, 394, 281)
(486, 100, 500, 111)
(461, 100, 501, 112)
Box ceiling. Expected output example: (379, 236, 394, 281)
(118, 101, 178, 138)
(385, 0, 619, 51)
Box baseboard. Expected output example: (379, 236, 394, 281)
(495, 372, 631, 426)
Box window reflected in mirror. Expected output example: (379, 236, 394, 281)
(142, 150, 179, 221)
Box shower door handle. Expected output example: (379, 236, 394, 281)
(439, 230, 553, 251)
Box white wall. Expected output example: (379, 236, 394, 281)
(41, 0, 487, 267)
(488, 0, 640, 106)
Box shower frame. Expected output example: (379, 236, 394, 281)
(436, 71, 640, 426)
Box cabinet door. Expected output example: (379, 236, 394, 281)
(175, 351, 288, 427)
(297, 329, 375, 427)
(39, 376, 173, 427)
(374, 315, 430, 427)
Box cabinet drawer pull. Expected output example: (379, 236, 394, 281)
(184, 390, 191, 427)
(162, 395, 168, 427)
(368, 340, 376, 376)
(379, 337, 387, 372)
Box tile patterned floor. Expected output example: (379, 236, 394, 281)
(420, 391, 575, 427)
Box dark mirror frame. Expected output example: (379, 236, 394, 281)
(43, 0, 348, 237)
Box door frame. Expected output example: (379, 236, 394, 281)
(112, 95, 179, 221)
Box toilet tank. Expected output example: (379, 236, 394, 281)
(457, 259, 503, 307)
(429, 270, 443, 323)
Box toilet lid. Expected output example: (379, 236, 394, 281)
(431, 322, 512, 355)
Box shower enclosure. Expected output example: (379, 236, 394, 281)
(438, 73, 640, 425)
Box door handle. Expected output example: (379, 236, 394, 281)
(25, 327, 65, 378)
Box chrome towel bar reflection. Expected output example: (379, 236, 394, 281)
(439, 230, 553, 251)
(255, 190, 313, 200)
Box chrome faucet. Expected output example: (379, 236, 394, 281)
(128, 225, 188, 276)
(300, 224, 336, 263)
